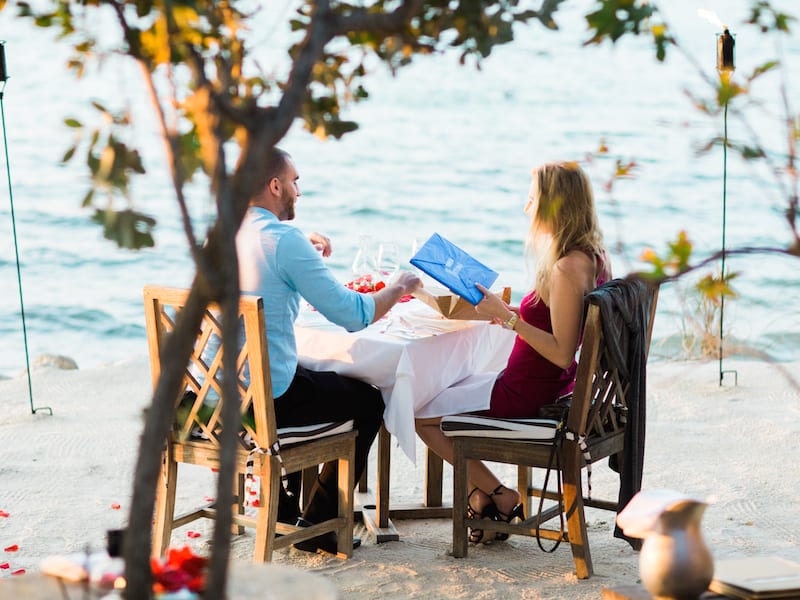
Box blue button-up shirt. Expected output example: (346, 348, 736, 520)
(237, 207, 376, 397)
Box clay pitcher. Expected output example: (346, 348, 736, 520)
(638, 499, 714, 600)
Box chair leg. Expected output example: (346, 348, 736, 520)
(451, 439, 468, 558)
(232, 473, 245, 535)
(517, 465, 533, 521)
(336, 447, 356, 558)
(152, 450, 178, 558)
(358, 465, 368, 493)
(253, 456, 281, 562)
(302, 466, 318, 511)
(562, 444, 593, 579)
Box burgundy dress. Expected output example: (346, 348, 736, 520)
(485, 255, 608, 419)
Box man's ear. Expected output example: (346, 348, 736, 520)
(268, 176, 281, 196)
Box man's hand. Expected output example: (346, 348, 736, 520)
(370, 271, 423, 323)
(308, 232, 332, 257)
(391, 271, 423, 296)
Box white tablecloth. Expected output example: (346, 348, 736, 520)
(295, 299, 515, 462)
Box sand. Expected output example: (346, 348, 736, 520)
(1, 357, 799, 598)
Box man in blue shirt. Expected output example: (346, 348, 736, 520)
(238, 148, 421, 554)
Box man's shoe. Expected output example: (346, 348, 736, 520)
(292, 517, 361, 555)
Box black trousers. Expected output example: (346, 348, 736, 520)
(274, 365, 384, 522)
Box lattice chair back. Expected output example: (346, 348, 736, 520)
(144, 286, 278, 453)
(144, 285, 357, 562)
(566, 278, 658, 445)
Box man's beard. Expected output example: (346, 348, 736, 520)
(283, 190, 295, 220)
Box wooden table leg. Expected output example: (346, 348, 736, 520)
(358, 424, 400, 542)
(424, 449, 443, 507)
(358, 426, 452, 542)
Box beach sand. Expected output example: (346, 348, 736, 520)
(1, 358, 799, 598)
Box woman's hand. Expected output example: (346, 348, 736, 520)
(475, 283, 516, 325)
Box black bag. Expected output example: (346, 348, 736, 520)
(537, 392, 572, 422)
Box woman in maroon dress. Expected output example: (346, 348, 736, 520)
(416, 161, 610, 543)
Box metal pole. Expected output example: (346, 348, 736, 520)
(1, 42, 52, 414)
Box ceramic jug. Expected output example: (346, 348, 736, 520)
(638, 498, 714, 600)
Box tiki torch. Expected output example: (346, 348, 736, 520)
(716, 27, 737, 386)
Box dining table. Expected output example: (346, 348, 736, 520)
(295, 294, 516, 541)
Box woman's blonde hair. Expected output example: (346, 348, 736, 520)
(526, 161, 604, 302)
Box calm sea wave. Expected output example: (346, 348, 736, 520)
(1, 0, 799, 380)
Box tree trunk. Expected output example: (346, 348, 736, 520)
(124, 274, 214, 599)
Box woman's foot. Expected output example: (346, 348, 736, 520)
(489, 485, 525, 542)
(466, 488, 498, 544)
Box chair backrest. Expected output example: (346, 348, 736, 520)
(566, 278, 659, 440)
(143, 286, 278, 451)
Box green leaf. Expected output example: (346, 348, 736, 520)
(749, 60, 779, 81)
(81, 188, 95, 208)
(91, 208, 156, 250)
(64, 118, 82, 128)
(61, 145, 77, 163)
(739, 145, 766, 159)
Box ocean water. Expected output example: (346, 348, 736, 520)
(1, 0, 799, 379)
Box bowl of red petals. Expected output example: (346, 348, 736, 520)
(151, 546, 208, 599)
(345, 274, 386, 293)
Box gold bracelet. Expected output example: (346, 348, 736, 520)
(502, 312, 519, 331)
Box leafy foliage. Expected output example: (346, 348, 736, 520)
(3, 0, 798, 597)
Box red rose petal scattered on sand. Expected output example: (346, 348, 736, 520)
(0, 510, 9, 517)
(4, 545, 19, 552)
(12, 569, 26, 576)
(0, 562, 10, 569)
(111, 503, 122, 510)
(187, 531, 201, 539)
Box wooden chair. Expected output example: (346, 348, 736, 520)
(441, 278, 658, 579)
(144, 286, 357, 561)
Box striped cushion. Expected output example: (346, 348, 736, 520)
(238, 420, 354, 450)
(440, 415, 560, 441)
(277, 420, 354, 447)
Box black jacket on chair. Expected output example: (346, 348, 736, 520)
(586, 277, 654, 549)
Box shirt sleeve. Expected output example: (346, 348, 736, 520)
(276, 228, 375, 331)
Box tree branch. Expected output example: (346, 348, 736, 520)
(334, 0, 425, 35)
(638, 245, 800, 287)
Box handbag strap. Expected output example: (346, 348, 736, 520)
(535, 431, 565, 553)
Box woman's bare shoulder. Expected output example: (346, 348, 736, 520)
(554, 250, 597, 290)
(556, 249, 595, 273)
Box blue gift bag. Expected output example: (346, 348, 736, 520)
(409, 233, 498, 305)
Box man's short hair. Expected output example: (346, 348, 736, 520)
(264, 147, 291, 187)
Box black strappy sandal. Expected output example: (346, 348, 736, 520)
(489, 485, 525, 542)
(466, 488, 499, 544)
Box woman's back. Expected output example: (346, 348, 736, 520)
(486, 251, 609, 419)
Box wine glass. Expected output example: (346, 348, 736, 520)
(377, 242, 400, 281)
(352, 235, 377, 279)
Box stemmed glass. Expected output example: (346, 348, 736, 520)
(352, 235, 377, 279)
(377, 243, 400, 282)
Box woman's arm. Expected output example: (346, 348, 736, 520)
(476, 250, 596, 369)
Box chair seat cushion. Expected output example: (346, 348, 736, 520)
(237, 419, 355, 450)
(277, 419, 354, 447)
(441, 414, 560, 441)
